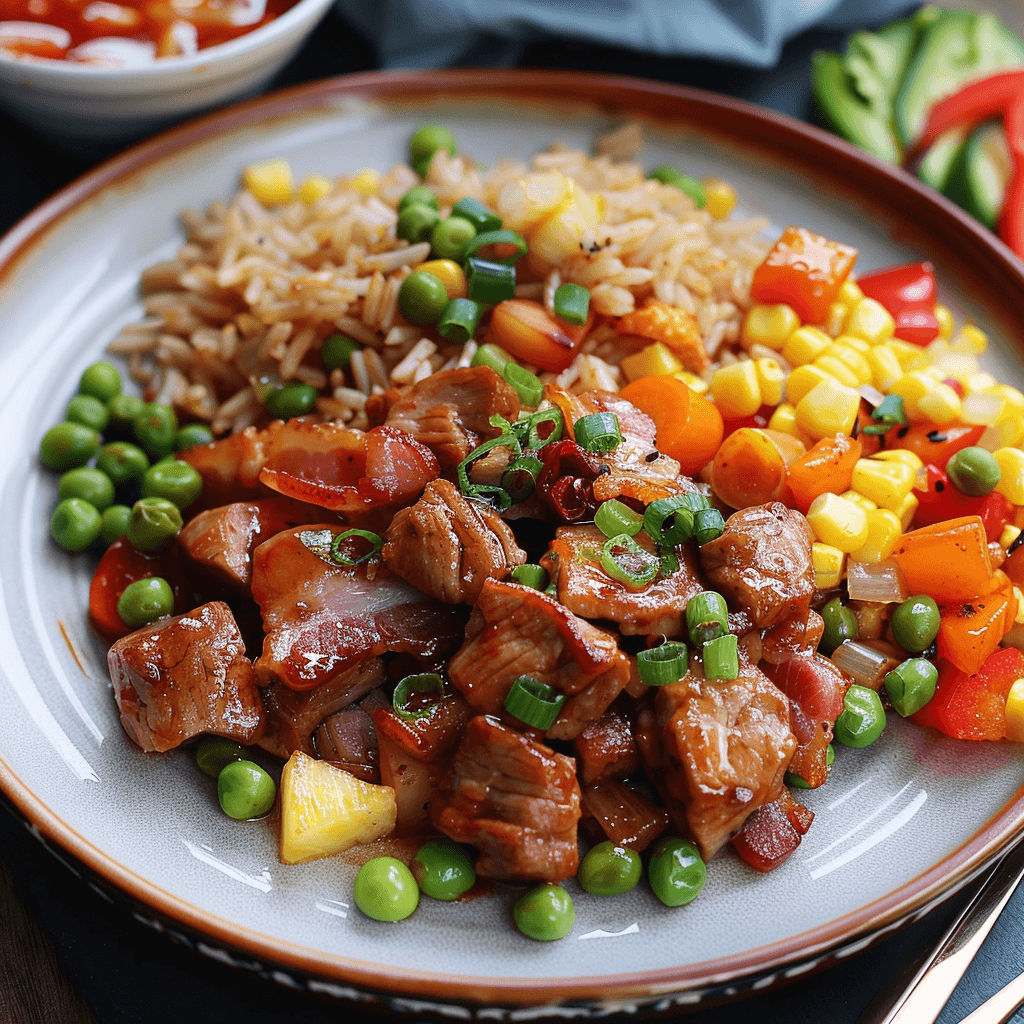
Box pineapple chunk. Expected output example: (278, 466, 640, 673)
(279, 751, 397, 865)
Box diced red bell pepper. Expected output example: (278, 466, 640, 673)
(912, 464, 1014, 541)
(885, 421, 985, 466)
(911, 647, 1024, 741)
(856, 262, 939, 345)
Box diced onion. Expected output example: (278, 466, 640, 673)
(846, 558, 908, 604)
(831, 640, 904, 691)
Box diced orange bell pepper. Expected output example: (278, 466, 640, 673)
(937, 572, 1017, 676)
(893, 516, 994, 604)
(911, 647, 1024, 741)
(787, 433, 862, 515)
(750, 225, 857, 325)
(616, 301, 708, 374)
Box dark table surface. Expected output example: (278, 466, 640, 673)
(3, 7, 1024, 1024)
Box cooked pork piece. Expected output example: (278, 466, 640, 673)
(107, 601, 263, 753)
(177, 422, 282, 508)
(699, 502, 816, 628)
(732, 789, 814, 872)
(447, 579, 631, 740)
(542, 524, 706, 636)
(431, 715, 582, 882)
(760, 609, 825, 665)
(636, 656, 796, 860)
(314, 703, 380, 783)
(251, 525, 465, 691)
(573, 705, 639, 786)
(373, 690, 474, 763)
(382, 480, 526, 603)
(258, 657, 384, 758)
(581, 778, 671, 853)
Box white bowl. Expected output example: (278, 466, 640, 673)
(0, 0, 335, 148)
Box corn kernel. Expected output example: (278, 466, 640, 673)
(1005, 678, 1024, 743)
(702, 178, 737, 219)
(673, 371, 709, 395)
(1016, 589, 1024, 625)
(298, 174, 331, 205)
(994, 384, 1024, 412)
(621, 341, 682, 381)
(887, 338, 928, 368)
(850, 508, 903, 563)
(845, 297, 895, 345)
(812, 542, 846, 590)
(828, 343, 873, 384)
(981, 413, 1024, 450)
(742, 304, 800, 351)
(418, 259, 467, 299)
(782, 325, 831, 366)
(825, 302, 848, 337)
(934, 304, 954, 340)
(814, 355, 861, 389)
(711, 361, 762, 418)
(994, 447, 1024, 505)
(795, 380, 861, 440)
(965, 371, 998, 394)
(349, 168, 380, 195)
(754, 358, 786, 406)
(1001, 525, 1022, 550)
(888, 371, 936, 420)
(960, 324, 988, 354)
(895, 491, 919, 531)
(768, 402, 803, 439)
(833, 333, 871, 354)
(786, 364, 836, 404)
(917, 383, 963, 426)
(872, 448, 924, 472)
(242, 158, 294, 206)
(806, 493, 870, 552)
(866, 345, 904, 392)
(851, 457, 915, 511)
(842, 490, 877, 512)
(962, 389, 1007, 426)
(839, 280, 864, 306)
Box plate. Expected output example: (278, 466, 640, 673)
(2, 70, 1024, 1016)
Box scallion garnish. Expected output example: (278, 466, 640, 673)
(637, 641, 689, 685)
(574, 412, 623, 454)
(462, 229, 528, 266)
(457, 430, 521, 510)
(553, 283, 590, 325)
(466, 257, 516, 303)
(511, 563, 549, 590)
(504, 675, 565, 730)
(451, 197, 502, 233)
(643, 496, 695, 547)
(514, 407, 564, 450)
(437, 298, 484, 344)
(501, 454, 543, 503)
(330, 528, 383, 565)
(692, 507, 726, 545)
(703, 633, 739, 681)
(393, 673, 445, 722)
(503, 363, 544, 407)
(862, 393, 908, 435)
(660, 547, 679, 577)
(686, 591, 730, 646)
(594, 499, 644, 539)
(647, 166, 706, 208)
(600, 534, 659, 589)
(470, 342, 512, 375)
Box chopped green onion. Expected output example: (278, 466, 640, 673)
(397, 185, 439, 213)
(438, 298, 484, 344)
(397, 203, 441, 243)
(637, 641, 689, 685)
(471, 342, 512, 375)
(862, 393, 907, 435)
(463, 229, 528, 266)
(465, 483, 512, 510)
(574, 412, 622, 454)
(514, 407, 564, 450)
(330, 528, 383, 565)
(512, 564, 549, 590)
(647, 166, 706, 208)
(504, 676, 565, 730)
(692, 507, 726, 545)
(456, 429, 520, 510)
(393, 673, 445, 722)
(686, 591, 729, 646)
(660, 547, 679, 576)
(501, 454, 543, 503)
(703, 633, 738, 681)
(643, 496, 695, 547)
(431, 216, 477, 261)
(553, 283, 590, 325)
(466, 257, 516, 303)
(594, 499, 643, 539)
(451, 197, 502, 233)
(678, 492, 711, 513)
(600, 534, 659, 589)
(503, 363, 544, 407)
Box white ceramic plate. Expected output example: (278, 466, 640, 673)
(2, 71, 1024, 1016)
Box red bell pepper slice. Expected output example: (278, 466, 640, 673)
(911, 647, 1024, 741)
(856, 261, 939, 345)
(885, 421, 985, 465)
(998, 99, 1024, 260)
(912, 464, 1014, 541)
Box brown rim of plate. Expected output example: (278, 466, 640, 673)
(3, 68, 1024, 1007)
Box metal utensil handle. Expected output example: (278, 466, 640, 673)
(958, 967, 1024, 1024)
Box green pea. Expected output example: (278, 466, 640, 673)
(126, 496, 182, 552)
(397, 185, 439, 213)
(353, 857, 420, 922)
(396, 203, 441, 244)
(174, 423, 214, 451)
(578, 841, 642, 897)
(430, 216, 476, 261)
(196, 737, 248, 779)
(513, 884, 574, 941)
(40, 422, 100, 471)
(132, 403, 179, 460)
(398, 271, 448, 326)
(264, 383, 319, 421)
(947, 446, 1001, 497)
(78, 360, 122, 404)
(106, 394, 146, 435)
(50, 497, 102, 553)
(884, 658, 939, 717)
(141, 459, 203, 510)
(835, 683, 886, 748)
(217, 760, 276, 820)
(66, 394, 110, 433)
(647, 836, 706, 907)
(100, 504, 132, 546)
(891, 594, 940, 653)
(411, 840, 476, 901)
(820, 596, 857, 656)
(95, 442, 150, 487)
(116, 576, 174, 628)
(321, 333, 361, 370)
(58, 466, 115, 512)
(409, 125, 457, 178)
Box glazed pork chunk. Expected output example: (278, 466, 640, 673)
(107, 601, 263, 753)
(431, 715, 582, 883)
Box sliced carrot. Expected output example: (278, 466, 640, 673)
(615, 301, 708, 374)
(486, 299, 593, 372)
(709, 428, 800, 510)
(893, 515, 994, 604)
(787, 433, 862, 514)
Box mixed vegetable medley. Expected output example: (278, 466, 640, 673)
(38, 123, 1024, 941)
